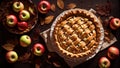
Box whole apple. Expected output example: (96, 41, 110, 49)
(32, 43, 45, 56)
(13, 1, 24, 12)
(99, 57, 110, 68)
(107, 46, 119, 59)
(17, 21, 28, 31)
(6, 51, 18, 63)
(109, 18, 120, 30)
(6, 15, 18, 27)
(38, 0, 51, 14)
(19, 10, 30, 21)
(20, 35, 31, 47)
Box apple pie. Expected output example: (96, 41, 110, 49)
(50, 8, 104, 58)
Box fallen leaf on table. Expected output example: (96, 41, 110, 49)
(51, 4, 56, 12)
(29, 7, 35, 15)
(35, 59, 41, 68)
(35, 64, 40, 68)
(18, 52, 31, 62)
(2, 43, 15, 51)
(105, 37, 111, 43)
(57, 0, 64, 9)
(67, 3, 76, 9)
(32, 27, 40, 41)
(40, 20, 45, 25)
(53, 61, 61, 67)
(45, 15, 54, 24)
(6, 38, 19, 45)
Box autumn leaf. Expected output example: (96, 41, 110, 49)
(67, 3, 76, 9)
(40, 20, 45, 25)
(53, 62, 61, 67)
(29, 7, 35, 15)
(44, 15, 54, 24)
(35, 64, 40, 68)
(51, 4, 56, 12)
(2, 43, 15, 51)
(35, 59, 41, 68)
(6, 38, 19, 45)
(57, 0, 64, 9)
(18, 52, 31, 62)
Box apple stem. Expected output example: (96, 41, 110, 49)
(17, 2, 20, 6)
(116, 21, 119, 24)
(102, 62, 107, 68)
(11, 55, 15, 59)
(9, 19, 13, 22)
(37, 47, 40, 51)
(22, 13, 26, 17)
(41, 4, 47, 10)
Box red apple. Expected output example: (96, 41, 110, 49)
(38, 0, 51, 14)
(107, 46, 119, 59)
(6, 15, 18, 27)
(17, 21, 28, 31)
(6, 51, 18, 63)
(109, 18, 120, 30)
(32, 43, 45, 56)
(99, 57, 110, 68)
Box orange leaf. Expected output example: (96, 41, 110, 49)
(67, 3, 76, 9)
(57, 0, 64, 9)
(51, 4, 56, 12)
(2, 43, 15, 51)
(44, 15, 54, 24)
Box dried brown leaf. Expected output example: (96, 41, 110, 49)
(104, 30, 109, 36)
(57, 0, 64, 9)
(53, 62, 61, 67)
(67, 3, 76, 9)
(2, 43, 15, 51)
(18, 53, 31, 62)
(35, 64, 40, 68)
(104, 37, 111, 43)
(40, 20, 45, 25)
(6, 38, 19, 45)
(48, 55, 52, 59)
(35, 59, 41, 68)
(51, 4, 56, 12)
(45, 15, 54, 24)
(29, 7, 35, 15)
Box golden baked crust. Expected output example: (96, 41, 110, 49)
(52, 9, 103, 58)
